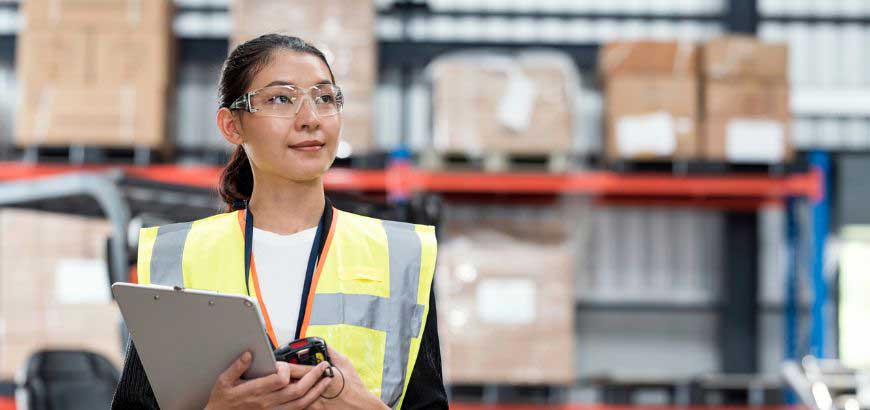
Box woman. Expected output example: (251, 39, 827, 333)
(112, 34, 447, 410)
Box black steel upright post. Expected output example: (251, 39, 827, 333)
(725, 0, 760, 34)
(719, 212, 760, 402)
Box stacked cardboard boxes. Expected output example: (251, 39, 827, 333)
(15, 0, 173, 149)
(231, 0, 377, 154)
(600, 41, 701, 161)
(437, 205, 574, 385)
(702, 36, 793, 162)
(430, 52, 577, 156)
(0, 209, 122, 378)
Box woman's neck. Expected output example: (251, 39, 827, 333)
(247, 171, 325, 236)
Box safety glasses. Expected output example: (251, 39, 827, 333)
(229, 84, 344, 118)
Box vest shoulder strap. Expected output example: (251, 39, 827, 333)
(137, 211, 242, 287)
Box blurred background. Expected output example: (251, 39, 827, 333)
(0, 0, 869, 409)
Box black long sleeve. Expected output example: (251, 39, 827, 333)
(111, 340, 159, 409)
(111, 287, 448, 409)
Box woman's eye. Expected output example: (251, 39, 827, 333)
(317, 95, 334, 104)
(270, 95, 293, 104)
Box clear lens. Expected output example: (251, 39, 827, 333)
(248, 85, 343, 118)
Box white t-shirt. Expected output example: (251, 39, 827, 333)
(252, 226, 317, 347)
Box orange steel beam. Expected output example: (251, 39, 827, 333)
(0, 162, 822, 201)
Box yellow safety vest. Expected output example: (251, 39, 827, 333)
(135, 207, 437, 409)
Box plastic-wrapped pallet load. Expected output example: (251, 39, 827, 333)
(599, 41, 701, 162)
(429, 51, 579, 156)
(702, 36, 793, 163)
(231, 0, 376, 155)
(15, 0, 173, 149)
(0, 209, 123, 378)
(436, 204, 574, 385)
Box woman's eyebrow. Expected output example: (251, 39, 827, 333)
(264, 80, 294, 87)
(263, 79, 334, 87)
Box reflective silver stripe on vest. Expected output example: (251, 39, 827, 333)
(308, 219, 425, 408)
(149, 222, 193, 287)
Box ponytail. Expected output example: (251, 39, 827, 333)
(219, 146, 253, 212)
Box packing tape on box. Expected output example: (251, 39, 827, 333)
(127, 0, 142, 27)
(48, 0, 61, 25)
(34, 86, 55, 144)
(601, 41, 696, 77)
(119, 85, 136, 144)
(709, 40, 756, 80)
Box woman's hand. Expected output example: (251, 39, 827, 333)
(305, 347, 389, 410)
(204, 351, 333, 410)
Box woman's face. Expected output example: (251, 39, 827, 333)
(230, 50, 341, 183)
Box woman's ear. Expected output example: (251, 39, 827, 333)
(217, 107, 244, 145)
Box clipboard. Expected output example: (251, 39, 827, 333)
(112, 283, 277, 410)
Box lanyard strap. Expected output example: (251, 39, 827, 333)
(242, 201, 327, 349)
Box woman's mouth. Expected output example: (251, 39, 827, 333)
(289, 140, 325, 152)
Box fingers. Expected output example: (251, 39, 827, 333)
(286, 363, 317, 380)
(268, 361, 329, 405)
(276, 373, 333, 410)
(234, 370, 291, 397)
(292, 361, 329, 393)
(217, 351, 252, 387)
(275, 361, 292, 384)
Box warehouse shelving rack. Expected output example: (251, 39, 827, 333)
(0, 0, 844, 404)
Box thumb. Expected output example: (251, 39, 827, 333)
(219, 351, 252, 386)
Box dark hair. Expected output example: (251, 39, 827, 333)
(218, 34, 336, 211)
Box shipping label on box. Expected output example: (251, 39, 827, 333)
(725, 119, 787, 163)
(615, 111, 678, 157)
(475, 279, 537, 325)
(704, 117, 793, 163)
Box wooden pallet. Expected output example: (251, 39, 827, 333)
(447, 383, 569, 404)
(603, 159, 807, 175)
(11, 145, 168, 165)
(420, 151, 573, 173)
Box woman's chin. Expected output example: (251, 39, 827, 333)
(283, 164, 330, 184)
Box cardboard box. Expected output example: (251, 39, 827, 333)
(0, 340, 41, 378)
(705, 80, 789, 118)
(23, 0, 172, 33)
(438, 233, 574, 384)
(703, 36, 789, 81)
(604, 75, 699, 160)
(431, 53, 576, 155)
(231, 0, 376, 153)
(15, 31, 92, 85)
(15, 85, 168, 147)
(703, 117, 793, 163)
(438, 205, 574, 385)
(702, 78, 792, 163)
(0, 209, 121, 378)
(15, 1, 172, 148)
(95, 31, 172, 86)
(599, 41, 700, 77)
